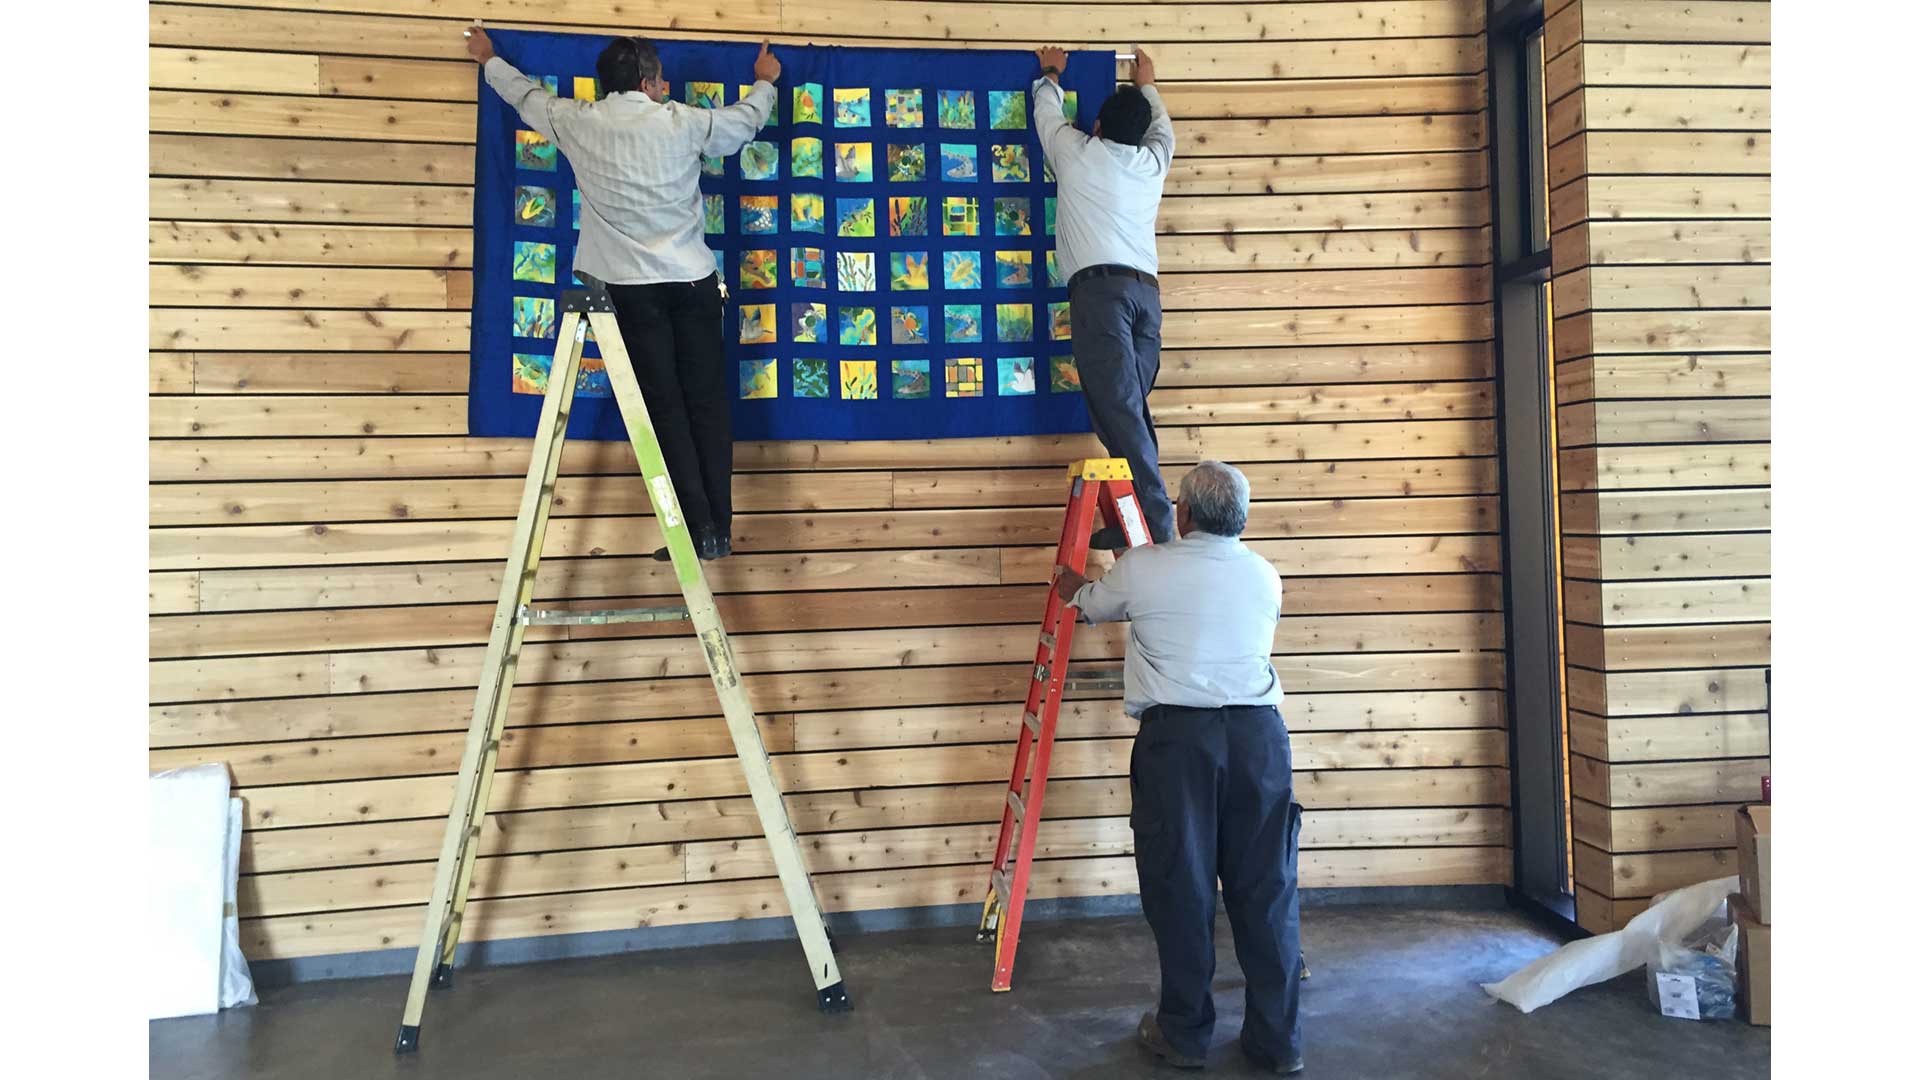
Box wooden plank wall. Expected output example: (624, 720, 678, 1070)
(1543, 0, 1770, 933)
(149, 0, 1507, 963)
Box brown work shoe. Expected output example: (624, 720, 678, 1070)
(1136, 1011, 1206, 1070)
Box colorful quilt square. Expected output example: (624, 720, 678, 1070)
(741, 141, 780, 180)
(837, 251, 877, 291)
(687, 82, 723, 109)
(892, 359, 931, 399)
(886, 89, 924, 128)
(1044, 157, 1055, 184)
(990, 144, 1030, 183)
(989, 91, 1028, 131)
(889, 196, 928, 237)
(1049, 302, 1073, 340)
(511, 352, 549, 395)
(515, 130, 556, 171)
(792, 302, 827, 343)
(943, 305, 983, 344)
(1063, 90, 1079, 123)
(576, 358, 610, 397)
(514, 185, 556, 227)
(1050, 354, 1082, 393)
(943, 196, 979, 236)
(834, 142, 873, 182)
(572, 189, 580, 229)
(994, 197, 1032, 236)
(834, 87, 872, 126)
(943, 250, 982, 289)
(575, 77, 598, 101)
(512, 296, 554, 339)
(793, 83, 824, 124)
(739, 84, 779, 125)
(839, 306, 878, 346)
(937, 90, 976, 129)
(740, 358, 778, 400)
(741, 195, 779, 235)
(997, 357, 1037, 396)
(1046, 251, 1064, 288)
(791, 246, 826, 288)
(793, 358, 830, 398)
(702, 154, 724, 177)
(792, 137, 824, 178)
(945, 357, 984, 397)
(887, 143, 926, 182)
(792, 192, 825, 234)
(703, 194, 725, 235)
(836, 198, 876, 237)
(840, 360, 878, 400)
(891, 306, 930, 345)
(512, 241, 556, 284)
(539, 75, 559, 96)
(994, 250, 1033, 287)
(996, 303, 1034, 342)
(891, 251, 931, 290)
(940, 143, 978, 181)
(1045, 196, 1057, 235)
(740, 304, 777, 344)
(739, 248, 778, 290)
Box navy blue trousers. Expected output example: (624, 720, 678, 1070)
(1130, 704, 1304, 1062)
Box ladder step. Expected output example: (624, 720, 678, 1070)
(1037, 632, 1057, 654)
(990, 868, 1011, 906)
(1064, 667, 1124, 691)
(1006, 788, 1026, 823)
(1022, 710, 1042, 736)
(517, 603, 690, 626)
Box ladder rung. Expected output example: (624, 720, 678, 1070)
(1037, 632, 1057, 654)
(1006, 788, 1026, 823)
(1064, 667, 1124, 691)
(991, 868, 1011, 906)
(1022, 710, 1042, 736)
(516, 603, 691, 626)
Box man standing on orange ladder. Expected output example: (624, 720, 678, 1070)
(1053, 462, 1305, 1074)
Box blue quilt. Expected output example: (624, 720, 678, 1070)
(469, 29, 1115, 441)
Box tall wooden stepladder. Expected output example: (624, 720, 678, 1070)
(394, 281, 850, 1054)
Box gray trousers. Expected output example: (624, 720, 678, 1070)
(1069, 274, 1176, 542)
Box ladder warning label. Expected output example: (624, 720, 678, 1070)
(650, 476, 682, 528)
(1115, 495, 1146, 544)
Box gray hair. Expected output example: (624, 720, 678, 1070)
(1179, 461, 1251, 537)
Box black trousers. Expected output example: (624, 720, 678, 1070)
(1131, 704, 1304, 1062)
(605, 275, 732, 540)
(1068, 273, 1176, 542)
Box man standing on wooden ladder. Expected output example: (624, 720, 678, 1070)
(467, 26, 780, 561)
(1032, 45, 1177, 546)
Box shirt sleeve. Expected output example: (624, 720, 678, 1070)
(483, 57, 581, 145)
(698, 80, 775, 157)
(1069, 558, 1134, 625)
(1137, 84, 1175, 176)
(1031, 77, 1080, 175)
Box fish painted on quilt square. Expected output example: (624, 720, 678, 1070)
(513, 241, 557, 284)
(741, 195, 779, 235)
(740, 304, 776, 345)
(943, 196, 979, 237)
(687, 82, 724, 109)
(1049, 302, 1073, 341)
(937, 90, 975, 129)
(740, 358, 778, 400)
(793, 358, 830, 398)
(703, 194, 725, 235)
(995, 250, 1033, 287)
(792, 193, 825, 234)
(889, 196, 928, 237)
(840, 360, 878, 400)
(791, 246, 826, 288)
(834, 87, 872, 127)
(836, 197, 876, 238)
(997, 357, 1037, 396)
(516, 130, 557, 171)
(892, 359, 931, 399)
(996, 303, 1034, 343)
(995, 198, 1032, 236)
(514, 185, 556, 227)
(739, 84, 778, 125)
(888, 143, 926, 182)
(739, 248, 778, 290)
(837, 251, 877, 292)
(834, 142, 873, 182)
(794, 83, 824, 124)
(885, 89, 924, 128)
(1046, 251, 1064, 288)
(741, 141, 779, 181)
(512, 297, 555, 339)
(944, 304, 983, 344)
(891, 306, 930, 346)
(943, 250, 981, 289)
(990, 144, 1030, 183)
(839, 306, 878, 346)
(791, 302, 827, 343)
(945, 357, 984, 397)
(792, 137, 824, 178)
(1050, 354, 1081, 393)
(891, 251, 930, 290)
(989, 91, 1028, 131)
(940, 143, 978, 182)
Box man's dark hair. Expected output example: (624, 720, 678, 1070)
(597, 36, 662, 95)
(1096, 86, 1153, 146)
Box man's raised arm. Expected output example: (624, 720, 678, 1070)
(1134, 47, 1175, 176)
(700, 42, 781, 157)
(466, 25, 579, 143)
(1030, 45, 1079, 169)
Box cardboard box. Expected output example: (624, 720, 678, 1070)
(1732, 893, 1770, 1025)
(1736, 804, 1771, 923)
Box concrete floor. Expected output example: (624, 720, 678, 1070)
(151, 907, 1768, 1079)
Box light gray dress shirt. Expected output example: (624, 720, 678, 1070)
(484, 57, 774, 286)
(1030, 79, 1174, 279)
(1070, 532, 1285, 719)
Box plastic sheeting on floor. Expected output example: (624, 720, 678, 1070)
(149, 764, 256, 1019)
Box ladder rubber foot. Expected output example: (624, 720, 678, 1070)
(430, 962, 454, 990)
(975, 929, 996, 944)
(394, 1025, 421, 1055)
(817, 981, 853, 1013)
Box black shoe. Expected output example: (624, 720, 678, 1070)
(697, 533, 732, 561)
(1088, 526, 1129, 551)
(1240, 1037, 1305, 1075)
(1136, 1012, 1205, 1070)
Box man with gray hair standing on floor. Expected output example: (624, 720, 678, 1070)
(1053, 462, 1304, 1074)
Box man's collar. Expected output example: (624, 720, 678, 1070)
(1179, 531, 1237, 544)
